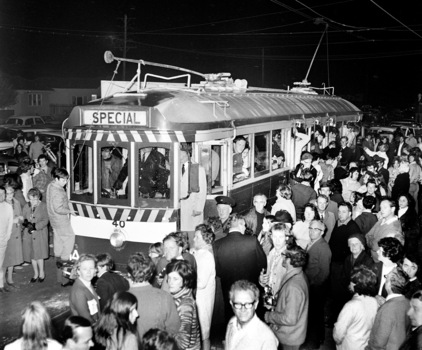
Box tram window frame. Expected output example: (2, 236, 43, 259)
(254, 132, 270, 177)
(97, 142, 131, 206)
(198, 141, 227, 195)
(70, 141, 94, 203)
(135, 143, 172, 209)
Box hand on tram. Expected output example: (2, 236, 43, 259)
(192, 210, 202, 217)
(69, 209, 78, 216)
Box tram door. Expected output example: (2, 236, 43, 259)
(197, 140, 228, 196)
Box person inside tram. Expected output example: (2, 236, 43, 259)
(232, 135, 250, 182)
(272, 131, 285, 169)
(138, 147, 170, 199)
(101, 147, 123, 198)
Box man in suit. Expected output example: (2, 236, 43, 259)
(180, 149, 207, 233)
(339, 136, 354, 165)
(315, 194, 335, 242)
(401, 290, 422, 349)
(366, 267, 410, 350)
(244, 193, 270, 236)
(214, 213, 267, 324)
(95, 253, 130, 310)
(303, 219, 332, 349)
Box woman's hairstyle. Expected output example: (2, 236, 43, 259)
(274, 210, 293, 226)
(277, 184, 292, 199)
(18, 158, 33, 173)
(62, 316, 91, 344)
(72, 254, 97, 279)
(351, 265, 378, 297)
(52, 167, 69, 180)
(141, 328, 179, 350)
(96, 253, 114, 271)
(20, 301, 53, 350)
(397, 193, 415, 209)
(27, 187, 41, 199)
(127, 252, 155, 283)
(3, 173, 23, 190)
(378, 237, 404, 263)
(149, 242, 163, 257)
(301, 203, 320, 222)
(194, 224, 215, 245)
(95, 291, 138, 348)
(349, 167, 359, 178)
(165, 260, 196, 290)
(285, 245, 307, 268)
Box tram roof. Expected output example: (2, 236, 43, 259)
(65, 88, 361, 132)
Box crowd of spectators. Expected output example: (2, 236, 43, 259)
(3, 126, 422, 350)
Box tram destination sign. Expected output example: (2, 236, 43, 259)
(83, 111, 147, 126)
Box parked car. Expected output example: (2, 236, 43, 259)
(5, 115, 47, 127)
(366, 124, 422, 142)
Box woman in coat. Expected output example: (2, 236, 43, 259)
(46, 167, 76, 284)
(396, 193, 420, 254)
(3, 185, 24, 287)
(22, 187, 49, 282)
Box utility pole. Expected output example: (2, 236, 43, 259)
(123, 14, 127, 81)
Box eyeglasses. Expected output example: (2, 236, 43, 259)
(309, 227, 323, 232)
(232, 301, 256, 310)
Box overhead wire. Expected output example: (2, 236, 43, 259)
(369, 0, 422, 40)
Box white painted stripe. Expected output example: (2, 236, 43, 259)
(75, 203, 84, 217)
(120, 209, 130, 222)
(130, 130, 143, 142)
(97, 206, 107, 220)
(148, 210, 159, 222)
(159, 130, 172, 142)
(175, 130, 186, 142)
(145, 130, 157, 142)
(84, 129, 92, 141)
(107, 133, 115, 142)
(117, 130, 129, 142)
(133, 209, 144, 222)
(86, 205, 95, 219)
(108, 207, 118, 219)
(75, 130, 82, 141)
(95, 130, 104, 141)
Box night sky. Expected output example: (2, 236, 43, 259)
(1, 0, 421, 107)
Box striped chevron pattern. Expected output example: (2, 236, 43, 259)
(66, 128, 188, 143)
(70, 202, 178, 222)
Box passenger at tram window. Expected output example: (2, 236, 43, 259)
(291, 152, 317, 189)
(310, 127, 325, 155)
(101, 147, 123, 197)
(232, 135, 250, 182)
(139, 147, 170, 199)
(255, 133, 269, 173)
(328, 125, 340, 145)
(272, 131, 285, 169)
(292, 126, 311, 169)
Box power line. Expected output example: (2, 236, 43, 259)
(369, 0, 422, 40)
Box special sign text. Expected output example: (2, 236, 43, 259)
(83, 111, 147, 126)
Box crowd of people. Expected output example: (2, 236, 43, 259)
(3, 124, 422, 350)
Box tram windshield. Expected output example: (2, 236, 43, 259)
(138, 146, 171, 199)
(71, 144, 93, 201)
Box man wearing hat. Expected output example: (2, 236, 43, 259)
(211, 196, 236, 241)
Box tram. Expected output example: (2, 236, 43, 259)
(63, 51, 361, 263)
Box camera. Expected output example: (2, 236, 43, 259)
(263, 285, 276, 308)
(22, 219, 36, 234)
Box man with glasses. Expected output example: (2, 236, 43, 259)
(303, 219, 331, 349)
(265, 245, 309, 350)
(225, 280, 278, 350)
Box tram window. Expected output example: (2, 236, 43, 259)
(100, 146, 127, 199)
(233, 135, 250, 183)
(272, 129, 285, 170)
(254, 132, 270, 176)
(71, 144, 93, 200)
(138, 147, 170, 199)
(200, 144, 222, 194)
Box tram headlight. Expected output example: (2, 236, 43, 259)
(110, 228, 127, 251)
